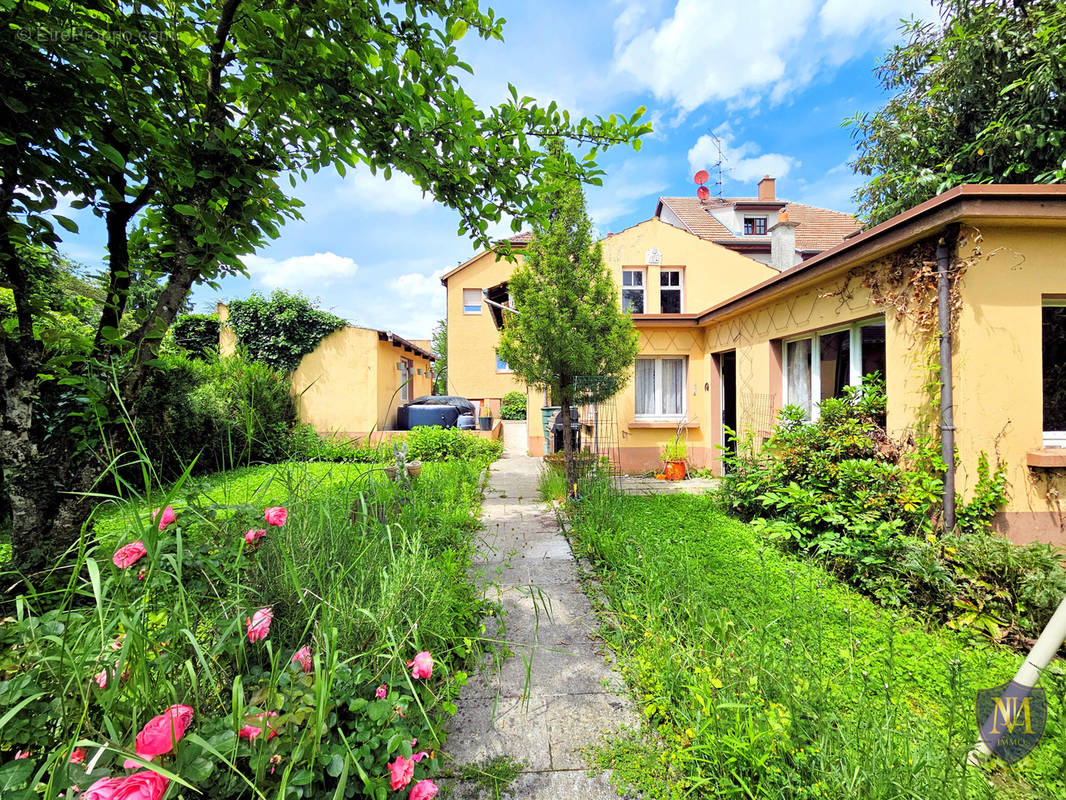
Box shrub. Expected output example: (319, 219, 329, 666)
(228, 291, 347, 371)
(291, 425, 503, 467)
(172, 313, 220, 358)
(720, 374, 1064, 641)
(500, 391, 526, 420)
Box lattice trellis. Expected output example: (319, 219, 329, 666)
(573, 376, 622, 489)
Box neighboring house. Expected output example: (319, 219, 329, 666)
(289, 327, 435, 436)
(655, 176, 861, 270)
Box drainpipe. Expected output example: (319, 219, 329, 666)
(937, 224, 959, 532)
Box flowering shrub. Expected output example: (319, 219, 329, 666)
(0, 459, 489, 799)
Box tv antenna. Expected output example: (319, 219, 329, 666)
(707, 130, 726, 198)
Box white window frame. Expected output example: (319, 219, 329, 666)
(660, 269, 684, 314)
(782, 317, 884, 418)
(462, 288, 481, 314)
(399, 358, 413, 403)
(622, 269, 645, 314)
(744, 216, 768, 236)
(635, 356, 687, 419)
(1043, 299, 1066, 446)
(495, 350, 512, 374)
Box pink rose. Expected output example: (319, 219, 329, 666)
(245, 608, 273, 643)
(238, 710, 278, 741)
(113, 541, 147, 569)
(244, 529, 267, 545)
(69, 747, 86, 764)
(134, 704, 194, 761)
(375, 684, 387, 699)
(407, 651, 433, 679)
(112, 771, 169, 800)
(412, 751, 428, 763)
(153, 506, 176, 531)
(14, 749, 29, 759)
(82, 777, 125, 800)
(95, 668, 109, 689)
(291, 646, 312, 673)
(388, 754, 414, 791)
(409, 779, 438, 800)
(264, 507, 287, 527)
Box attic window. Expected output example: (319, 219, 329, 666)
(744, 217, 767, 235)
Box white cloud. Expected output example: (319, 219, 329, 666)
(337, 170, 435, 216)
(390, 269, 445, 298)
(613, 0, 938, 113)
(688, 133, 799, 184)
(587, 156, 670, 227)
(243, 252, 358, 289)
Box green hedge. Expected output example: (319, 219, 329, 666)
(173, 313, 220, 358)
(292, 424, 503, 466)
(500, 390, 526, 419)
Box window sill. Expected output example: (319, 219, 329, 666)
(629, 419, 699, 429)
(1027, 448, 1066, 468)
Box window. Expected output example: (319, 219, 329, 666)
(744, 217, 768, 235)
(635, 357, 686, 417)
(1043, 302, 1066, 445)
(622, 269, 645, 314)
(660, 269, 683, 314)
(462, 288, 481, 314)
(399, 358, 413, 402)
(783, 319, 886, 418)
(495, 351, 511, 373)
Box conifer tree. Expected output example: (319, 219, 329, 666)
(497, 146, 639, 488)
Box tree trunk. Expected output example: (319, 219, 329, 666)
(560, 383, 576, 495)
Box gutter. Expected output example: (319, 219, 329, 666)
(936, 224, 960, 532)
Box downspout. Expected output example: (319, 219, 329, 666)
(937, 224, 960, 532)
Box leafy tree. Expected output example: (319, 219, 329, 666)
(0, 0, 649, 571)
(431, 318, 447, 394)
(228, 291, 347, 371)
(172, 313, 221, 359)
(497, 146, 639, 487)
(848, 0, 1066, 225)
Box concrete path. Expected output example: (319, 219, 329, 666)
(619, 475, 719, 495)
(441, 421, 638, 799)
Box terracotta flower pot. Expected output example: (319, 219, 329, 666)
(664, 460, 687, 481)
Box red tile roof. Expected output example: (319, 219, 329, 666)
(656, 196, 860, 253)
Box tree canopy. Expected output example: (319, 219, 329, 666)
(848, 0, 1066, 225)
(0, 0, 649, 570)
(497, 145, 639, 484)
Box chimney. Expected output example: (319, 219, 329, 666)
(758, 175, 775, 201)
(769, 211, 799, 272)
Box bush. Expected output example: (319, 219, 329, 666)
(228, 291, 347, 371)
(172, 313, 220, 358)
(500, 391, 526, 420)
(134, 352, 296, 479)
(290, 425, 504, 467)
(720, 374, 1065, 641)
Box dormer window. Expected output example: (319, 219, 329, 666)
(744, 217, 768, 235)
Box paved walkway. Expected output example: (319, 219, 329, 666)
(441, 421, 638, 799)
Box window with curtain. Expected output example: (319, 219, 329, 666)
(635, 357, 686, 417)
(785, 338, 812, 418)
(462, 288, 481, 314)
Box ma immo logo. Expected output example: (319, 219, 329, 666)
(976, 680, 1047, 764)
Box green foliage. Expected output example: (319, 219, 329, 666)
(172, 313, 220, 359)
(431, 319, 447, 395)
(500, 391, 527, 420)
(290, 425, 503, 467)
(721, 374, 1064, 641)
(228, 291, 347, 372)
(848, 1, 1066, 225)
(659, 439, 687, 462)
(134, 352, 296, 479)
(537, 467, 568, 502)
(567, 490, 1066, 800)
(0, 459, 490, 799)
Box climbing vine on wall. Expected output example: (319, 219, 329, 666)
(228, 291, 348, 371)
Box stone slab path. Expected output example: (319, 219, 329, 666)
(441, 421, 638, 799)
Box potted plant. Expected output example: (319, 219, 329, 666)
(660, 439, 688, 481)
(478, 404, 493, 431)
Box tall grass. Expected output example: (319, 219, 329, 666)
(567, 486, 1066, 800)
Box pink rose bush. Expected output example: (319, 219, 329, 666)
(264, 506, 287, 527)
(388, 754, 415, 790)
(125, 704, 193, 766)
(153, 506, 176, 531)
(409, 779, 438, 800)
(85, 771, 169, 800)
(245, 608, 273, 642)
(376, 684, 388, 699)
(407, 651, 433, 679)
(113, 541, 147, 569)
(238, 710, 279, 741)
(245, 528, 267, 546)
(291, 646, 312, 673)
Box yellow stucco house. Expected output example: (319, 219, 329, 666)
(443, 183, 1066, 547)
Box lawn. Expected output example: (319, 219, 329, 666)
(0, 457, 494, 799)
(567, 490, 1066, 800)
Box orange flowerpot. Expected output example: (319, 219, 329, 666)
(664, 460, 687, 481)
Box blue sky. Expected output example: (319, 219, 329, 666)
(57, 0, 936, 340)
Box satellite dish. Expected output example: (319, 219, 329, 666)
(697, 185, 710, 201)
(693, 169, 709, 185)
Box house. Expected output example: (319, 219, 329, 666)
(655, 175, 861, 270)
